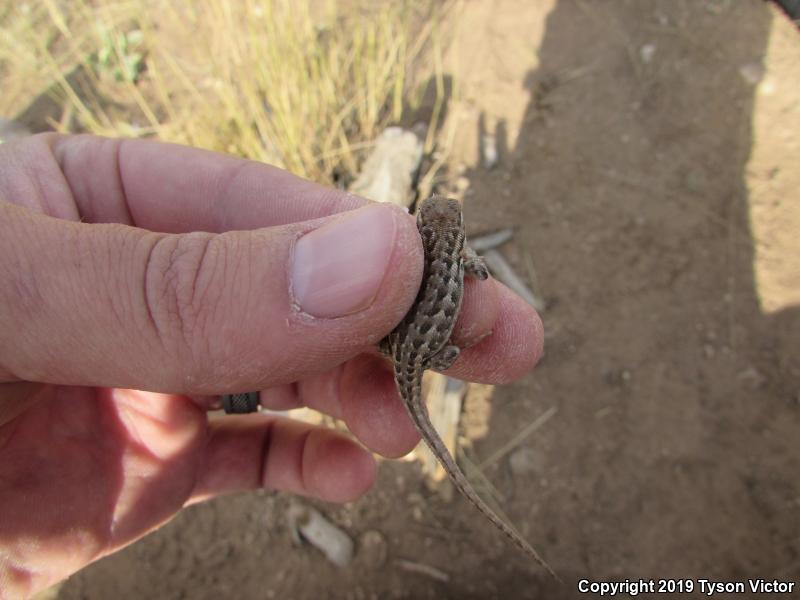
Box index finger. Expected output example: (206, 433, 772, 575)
(47, 134, 367, 231)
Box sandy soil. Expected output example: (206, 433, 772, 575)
(55, 1, 799, 598)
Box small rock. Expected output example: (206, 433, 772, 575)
(411, 505, 424, 522)
(406, 492, 423, 505)
(640, 43, 656, 63)
(684, 168, 707, 192)
(758, 77, 776, 96)
(348, 127, 423, 208)
(481, 133, 498, 169)
(287, 502, 354, 567)
(357, 530, 388, 570)
(739, 62, 765, 86)
(703, 344, 716, 359)
(509, 447, 543, 476)
(738, 366, 766, 390)
(604, 368, 632, 387)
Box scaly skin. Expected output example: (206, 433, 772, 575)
(381, 195, 556, 579)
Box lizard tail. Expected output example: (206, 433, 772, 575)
(399, 370, 560, 582)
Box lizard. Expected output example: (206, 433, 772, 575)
(379, 195, 557, 579)
(221, 195, 556, 578)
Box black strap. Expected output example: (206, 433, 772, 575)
(221, 392, 260, 414)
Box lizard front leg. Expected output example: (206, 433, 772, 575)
(462, 246, 489, 280)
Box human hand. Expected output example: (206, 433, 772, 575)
(0, 134, 543, 597)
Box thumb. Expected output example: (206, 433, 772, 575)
(0, 201, 421, 393)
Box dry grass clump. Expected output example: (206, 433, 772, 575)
(1, 0, 451, 183)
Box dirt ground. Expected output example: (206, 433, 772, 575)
(54, 1, 799, 598)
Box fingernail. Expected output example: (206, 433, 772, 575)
(291, 204, 396, 317)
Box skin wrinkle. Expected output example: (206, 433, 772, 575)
(140, 234, 168, 357)
(178, 235, 221, 380)
(206, 231, 274, 387)
(318, 367, 343, 417)
(258, 419, 277, 491)
(184, 233, 214, 363)
(240, 231, 257, 338)
(285, 228, 301, 314)
(1, 141, 32, 211)
(296, 428, 315, 497)
(49, 134, 121, 224)
(228, 233, 260, 371)
(65, 229, 123, 381)
(20, 139, 59, 217)
(103, 230, 127, 336)
(191, 236, 222, 368)
(28, 153, 52, 216)
(112, 139, 136, 226)
(276, 381, 301, 411)
(62, 138, 98, 221)
(36, 136, 79, 221)
(0, 210, 53, 381)
(222, 235, 251, 368)
(163, 236, 198, 365)
(6, 218, 43, 317)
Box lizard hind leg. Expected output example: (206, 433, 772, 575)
(378, 337, 396, 361)
(430, 344, 460, 371)
(462, 246, 489, 280)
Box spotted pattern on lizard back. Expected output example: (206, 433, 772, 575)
(382, 196, 468, 375)
(380, 195, 556, 579)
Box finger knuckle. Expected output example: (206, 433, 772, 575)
(143, 232, 226, 373)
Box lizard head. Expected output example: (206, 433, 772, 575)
(416, 195, 463, 228)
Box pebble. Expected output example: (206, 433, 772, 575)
(357, 530, 388, 570)
(509, 446, 543, 476)
(739, 62, 765, 86)
(640, 43, 656, 63)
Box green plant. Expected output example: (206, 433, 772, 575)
(92, 26, 144, 83)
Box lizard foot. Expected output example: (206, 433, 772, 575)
(463, 246, 489, 280)
(430, 344, 460, 371)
